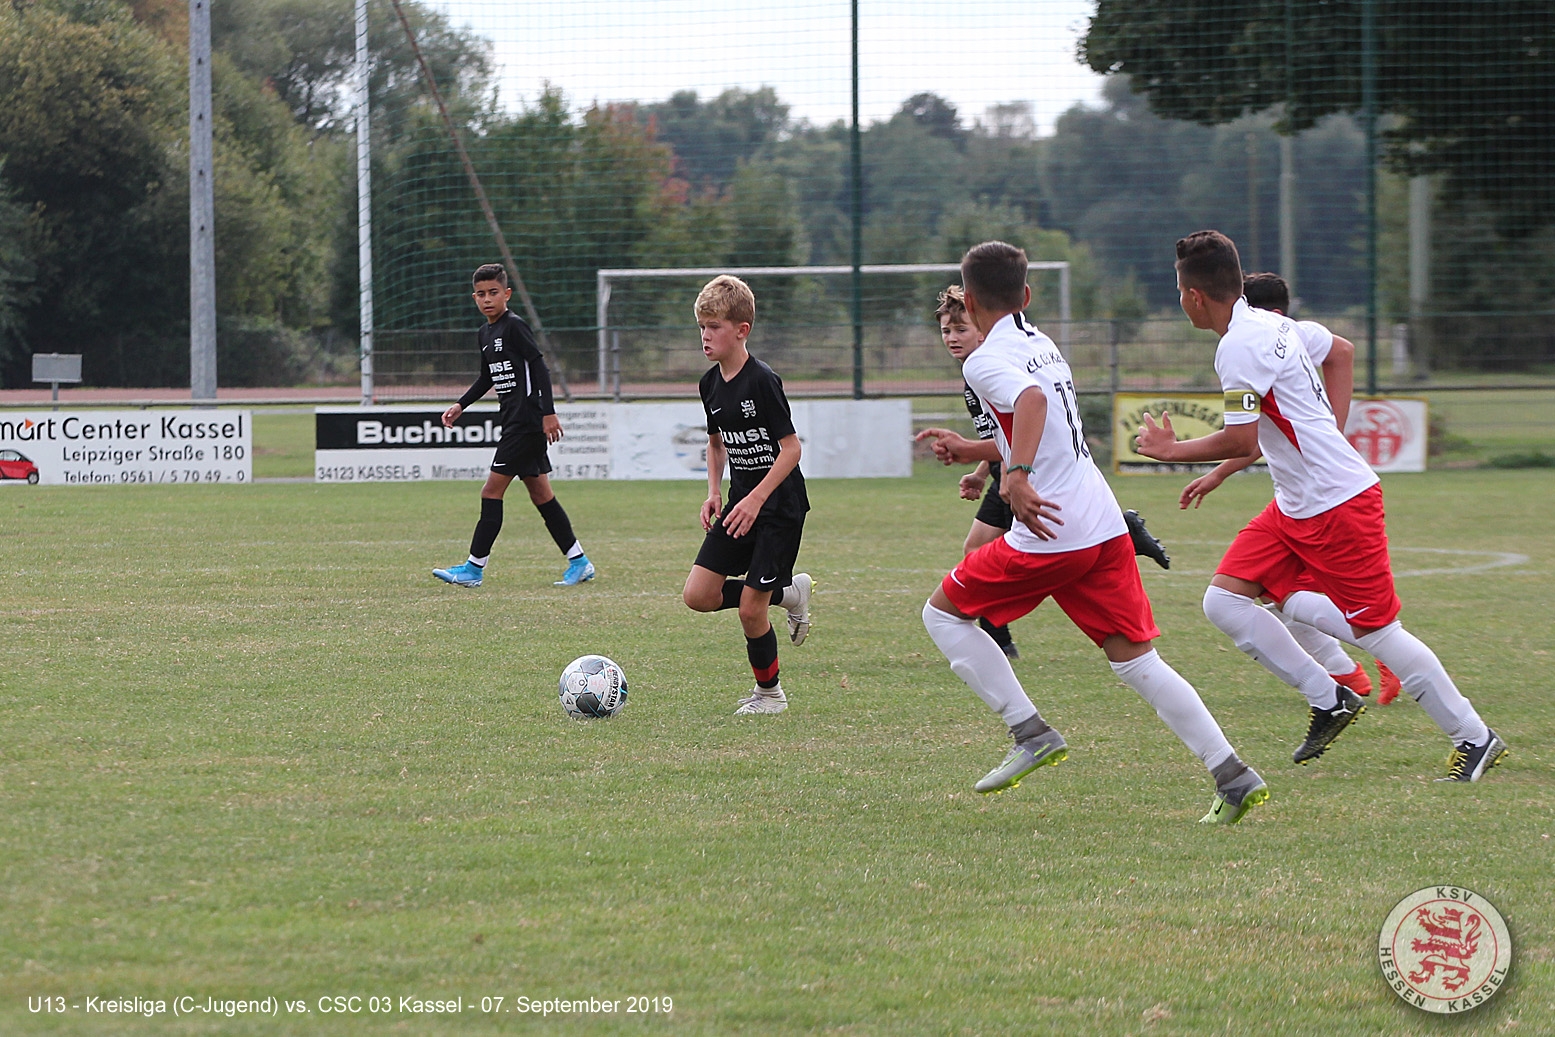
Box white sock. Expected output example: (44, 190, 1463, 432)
(1280, 592, 1489, 745)
(922, 601, 1038, 727)
(566, 542, 585, 560)
(468, 554, 488, 567)
(771, 582, 796, 609)
(1356, 622, 1488, 745)
(1270, 603, 1356, 676)
(1203, 586, 1337, 707)
(1109, 650, 1235, 772)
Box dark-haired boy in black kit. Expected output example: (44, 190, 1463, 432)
(433, 263, 594, 588)
(681, 275, 812, 715)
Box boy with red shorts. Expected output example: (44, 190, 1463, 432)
(1137, 231, 1506, 781)
(920, 241, 1266, 824)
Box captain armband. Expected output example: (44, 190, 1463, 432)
(1223, 389, 1262, 417)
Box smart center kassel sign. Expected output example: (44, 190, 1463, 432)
(0, 411, 252, 485)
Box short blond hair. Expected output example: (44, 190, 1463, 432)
(694, 275, 756, 325)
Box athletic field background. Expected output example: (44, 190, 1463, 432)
(2, 411, 1552, 1034)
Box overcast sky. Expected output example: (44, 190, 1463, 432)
(433, 0, 1105, 134)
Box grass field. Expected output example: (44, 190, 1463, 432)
(2, 461, 1551, 1035)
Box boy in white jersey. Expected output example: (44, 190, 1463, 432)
(1183, 272, 1403, 706)
(919, 241, 1267, 824)
(1137, 231, 1507, 781)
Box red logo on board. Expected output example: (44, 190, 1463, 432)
(1347, 400, 1409, 466)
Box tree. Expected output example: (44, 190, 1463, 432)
(1080, 0, 1555, 220)
(639, 87, 790, 193)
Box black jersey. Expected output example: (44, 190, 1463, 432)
(700, 354, 809, 522)
(962, 378, 1003, 480)
(457, 310, 554, 433)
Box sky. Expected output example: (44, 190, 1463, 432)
(432, 0, 1106, 135)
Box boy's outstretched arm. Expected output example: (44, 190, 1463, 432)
(915, 427, 1001, 465)
(1136, 411, 1259, 465)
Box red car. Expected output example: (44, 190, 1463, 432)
(0, 448, 39, 483)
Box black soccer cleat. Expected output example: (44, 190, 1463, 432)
(1437, 729, 1509, 782)
(1124, 509, 1170, 569)
(1293, 685, 1366, 764)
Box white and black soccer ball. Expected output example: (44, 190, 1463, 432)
(558, 655, 628, 719)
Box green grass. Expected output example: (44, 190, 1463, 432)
(249, 410, 316, 480)
(2, 468, 1552, 1035)
(1424, 390, 1555, 464)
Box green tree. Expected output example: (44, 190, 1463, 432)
(640, 87, 789, 193)
(1080, 0, 1554, 219)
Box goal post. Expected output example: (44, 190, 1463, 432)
(595, 262, 1071, 396)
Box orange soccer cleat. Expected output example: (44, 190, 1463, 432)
(1377, 662, 1402, 705)
(1334, 663, 1373, 698)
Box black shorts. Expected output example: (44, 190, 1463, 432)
(491, 429, 551, 478)
(694, 511, 805, 591)
(974, 471, 1013, 530)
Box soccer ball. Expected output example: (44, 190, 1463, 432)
(558, 655, 628, 718)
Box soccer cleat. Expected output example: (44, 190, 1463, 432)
(1124, 509, 1170, 569)
(784, 572, 813, 646)
(974, 729, 1068, 794)
(1000, 641, 1021, 660)
(432, 561, 483, 587)
(555, 554, 596, 586)
(1200, 771, 1270, 825)
(1437, 729, 1509, 783)
(1377, 662, 1402, 705)
(734, 685, 787, 715)
(1335, 663, 1374, 697)
(1292, 685, 1366, 764)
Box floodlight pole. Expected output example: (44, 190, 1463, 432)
(356, 0, 375, 405)
(189, 0, 217, 403)
(1361, 0, 1378, 395)
(849, 0, 864, 400)
(388, 0, 571, 400)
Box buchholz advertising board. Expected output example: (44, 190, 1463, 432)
(0, 410, 252, 486)
(314, 400, 911, 482)
(1111, 393, 1427, 474)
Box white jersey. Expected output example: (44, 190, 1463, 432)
(962, 313, 1126, 554)
(1218, 298, 1377, 519)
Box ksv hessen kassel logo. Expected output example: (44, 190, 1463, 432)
(1377, 886, 1511, 1013)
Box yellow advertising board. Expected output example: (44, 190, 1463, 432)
(1112, 393, 1429, 474)
(1111, 393, 1261, 474)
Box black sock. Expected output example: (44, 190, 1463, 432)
(536, 496, 578, 555)
(979, 617, 1013, 648)
(720, 579, 744, 611)
(469, 497, 503, 560)
(1009, 713, 1052, 743)
(746, 625, 780, 689)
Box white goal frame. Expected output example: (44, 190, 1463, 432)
(594, 262, 1071, 394)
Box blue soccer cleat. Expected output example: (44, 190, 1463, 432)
(555, 554, 596, 586)
(432, 561, 484, 587)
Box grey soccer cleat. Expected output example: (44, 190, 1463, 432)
(974, 729, 1068, 794)
(784, 573, 813, 646)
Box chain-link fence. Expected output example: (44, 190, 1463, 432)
(361, 0, 1554, 399)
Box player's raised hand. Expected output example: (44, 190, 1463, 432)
(700, 494, 722, 532)
(1135, 411, 1178, 460)
(441, 402, 463, 428)
(915, 427, 973, 466)
(543, 413, 563, 444)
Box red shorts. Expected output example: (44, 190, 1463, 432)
(941, 533, 1160, 647)
(1217, 483, 1401, 627)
